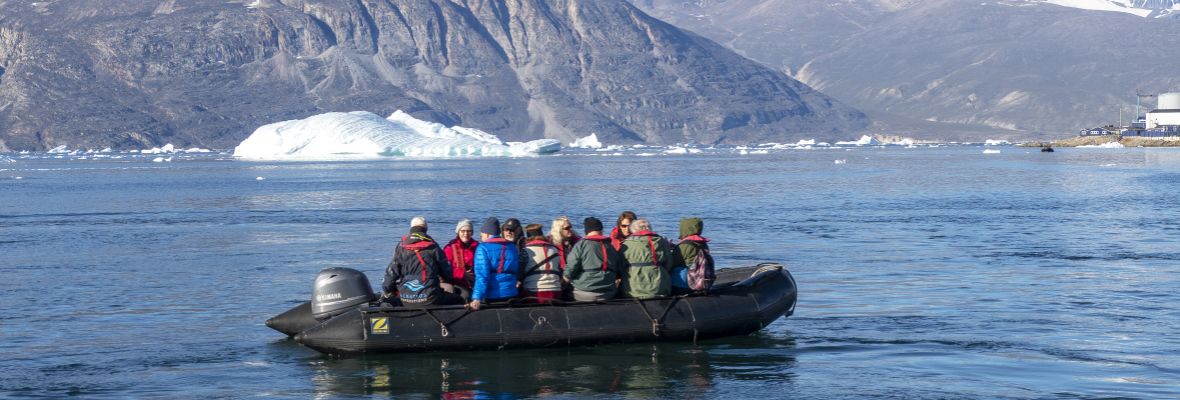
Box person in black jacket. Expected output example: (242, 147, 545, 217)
(381, 217, 465, 306)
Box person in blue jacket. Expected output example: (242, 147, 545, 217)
(468, 217, 521, 310)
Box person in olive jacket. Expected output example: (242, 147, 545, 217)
(562, 217, 624, 301)
(619, 219, 677, 299)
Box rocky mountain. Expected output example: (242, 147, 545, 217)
(0, 0, 867, 151)
(634, 0, 1180, 139)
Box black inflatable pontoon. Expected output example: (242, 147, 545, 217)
(268, 264, 797, 355)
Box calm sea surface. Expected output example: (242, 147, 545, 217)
(2, 146, 1179, 398)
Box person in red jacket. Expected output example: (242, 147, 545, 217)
(442, 219, 478, 299)
(610, 211, 637, 250)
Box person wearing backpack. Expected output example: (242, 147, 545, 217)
(674, 217, 715, 295)
(520, 224, 564, 304)
(619, 219, 676, 299)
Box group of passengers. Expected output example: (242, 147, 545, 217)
(380, 211, 712, 310)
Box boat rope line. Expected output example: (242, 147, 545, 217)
(422, 308, 471, 337)
(634, 296, 683, 337)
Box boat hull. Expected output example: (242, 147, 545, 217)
(272, 264, 797, 354)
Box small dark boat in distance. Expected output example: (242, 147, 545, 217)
(268, 264, 797, 355)
(1041, 145, 1055, 152)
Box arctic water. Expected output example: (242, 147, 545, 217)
(2, 146, 1179, 398)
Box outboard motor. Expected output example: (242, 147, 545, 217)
(311, 267, 376, 321)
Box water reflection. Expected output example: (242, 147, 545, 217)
(302, 335, 797, 398)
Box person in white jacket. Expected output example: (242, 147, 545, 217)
(520, 223, 565, 303)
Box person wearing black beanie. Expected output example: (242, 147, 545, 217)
(561, 216, 624, 301)
(583, 217, 604, 234)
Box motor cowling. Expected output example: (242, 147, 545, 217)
(311, 267, 376, 321)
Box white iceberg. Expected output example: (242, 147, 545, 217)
(983, 149, 1002, 154)
(984, 139, 1011, 146)
(48, 145, 69, 154)
(835, 135, 879, 146)
(568, 133, 603, 149)
(233, 111, 560, 159)
(145, 144, 177, 154)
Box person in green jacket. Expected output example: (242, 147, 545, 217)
(673, 217, 710, 294)
(619, 219, 677, 299)
(563, 217, 624, 301)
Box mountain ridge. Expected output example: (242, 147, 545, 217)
(633, 0, 1180, 138)
(0, 0, 868, 151)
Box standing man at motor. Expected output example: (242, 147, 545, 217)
(381, 216, 465, 306)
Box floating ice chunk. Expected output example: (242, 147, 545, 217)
(985, 139, 1011, 146)
(233, 111, 560, 159)
(184, 147, 212, 153)
(1078, 142, 1125, 148)
(983, 149, 1001, 154)
(835, 135, 879, 146)
(507, 139, 561, 156)
(596, 145, 625, 152)
(569, 133, 603, 149)
(663, 147, 701, 154)
(152, 157, 166, 162)
(14, 176, 22, 180)
(795, 139, 816, 146)
(834, 159, 847, 164)
(145, 144, 178, 154)
(48, 145, 69, 154)
(256, 177, 266, 181)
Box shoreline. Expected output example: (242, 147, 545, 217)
(1019, 135, 1180, 148)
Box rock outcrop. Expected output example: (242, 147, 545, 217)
(0, 0, 867, 151)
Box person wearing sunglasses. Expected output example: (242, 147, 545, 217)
(610, 210, 637, 250)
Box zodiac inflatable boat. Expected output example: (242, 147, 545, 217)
(267, 264, 797, 354)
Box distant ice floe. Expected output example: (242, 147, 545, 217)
(1078, 142, 1126, 149)
(568, 133, 603, 149)
(233, 111, 561, 159)
(984, 139, 1011, 146)
(983, 149, 1002, 154)
(834, 135, 880, 146)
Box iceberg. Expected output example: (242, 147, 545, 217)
(984, 139, 1011, 146)
(983, 149, 1002, 154)
(568, 133, 603, 149)
(233, 111, 560, 159)
(835, 135, 879, 146)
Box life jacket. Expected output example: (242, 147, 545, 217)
(524, 239, 562, 278)
(610, 226, 627, 250)
(627, 231, 664, 268)
(679, 235, 715, 291)
(581, 234, 612, 271)
(482, 237, 513, 273)
(444, 237, 478, 287)
(400, 235, 437, 285)
(554, 234, 580, 269)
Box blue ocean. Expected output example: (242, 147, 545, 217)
(2, 146, 1179, 398)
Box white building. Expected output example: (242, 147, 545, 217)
(1146, 92, 1180, 130)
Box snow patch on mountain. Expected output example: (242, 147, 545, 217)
(1026, 0, 1179, 18)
